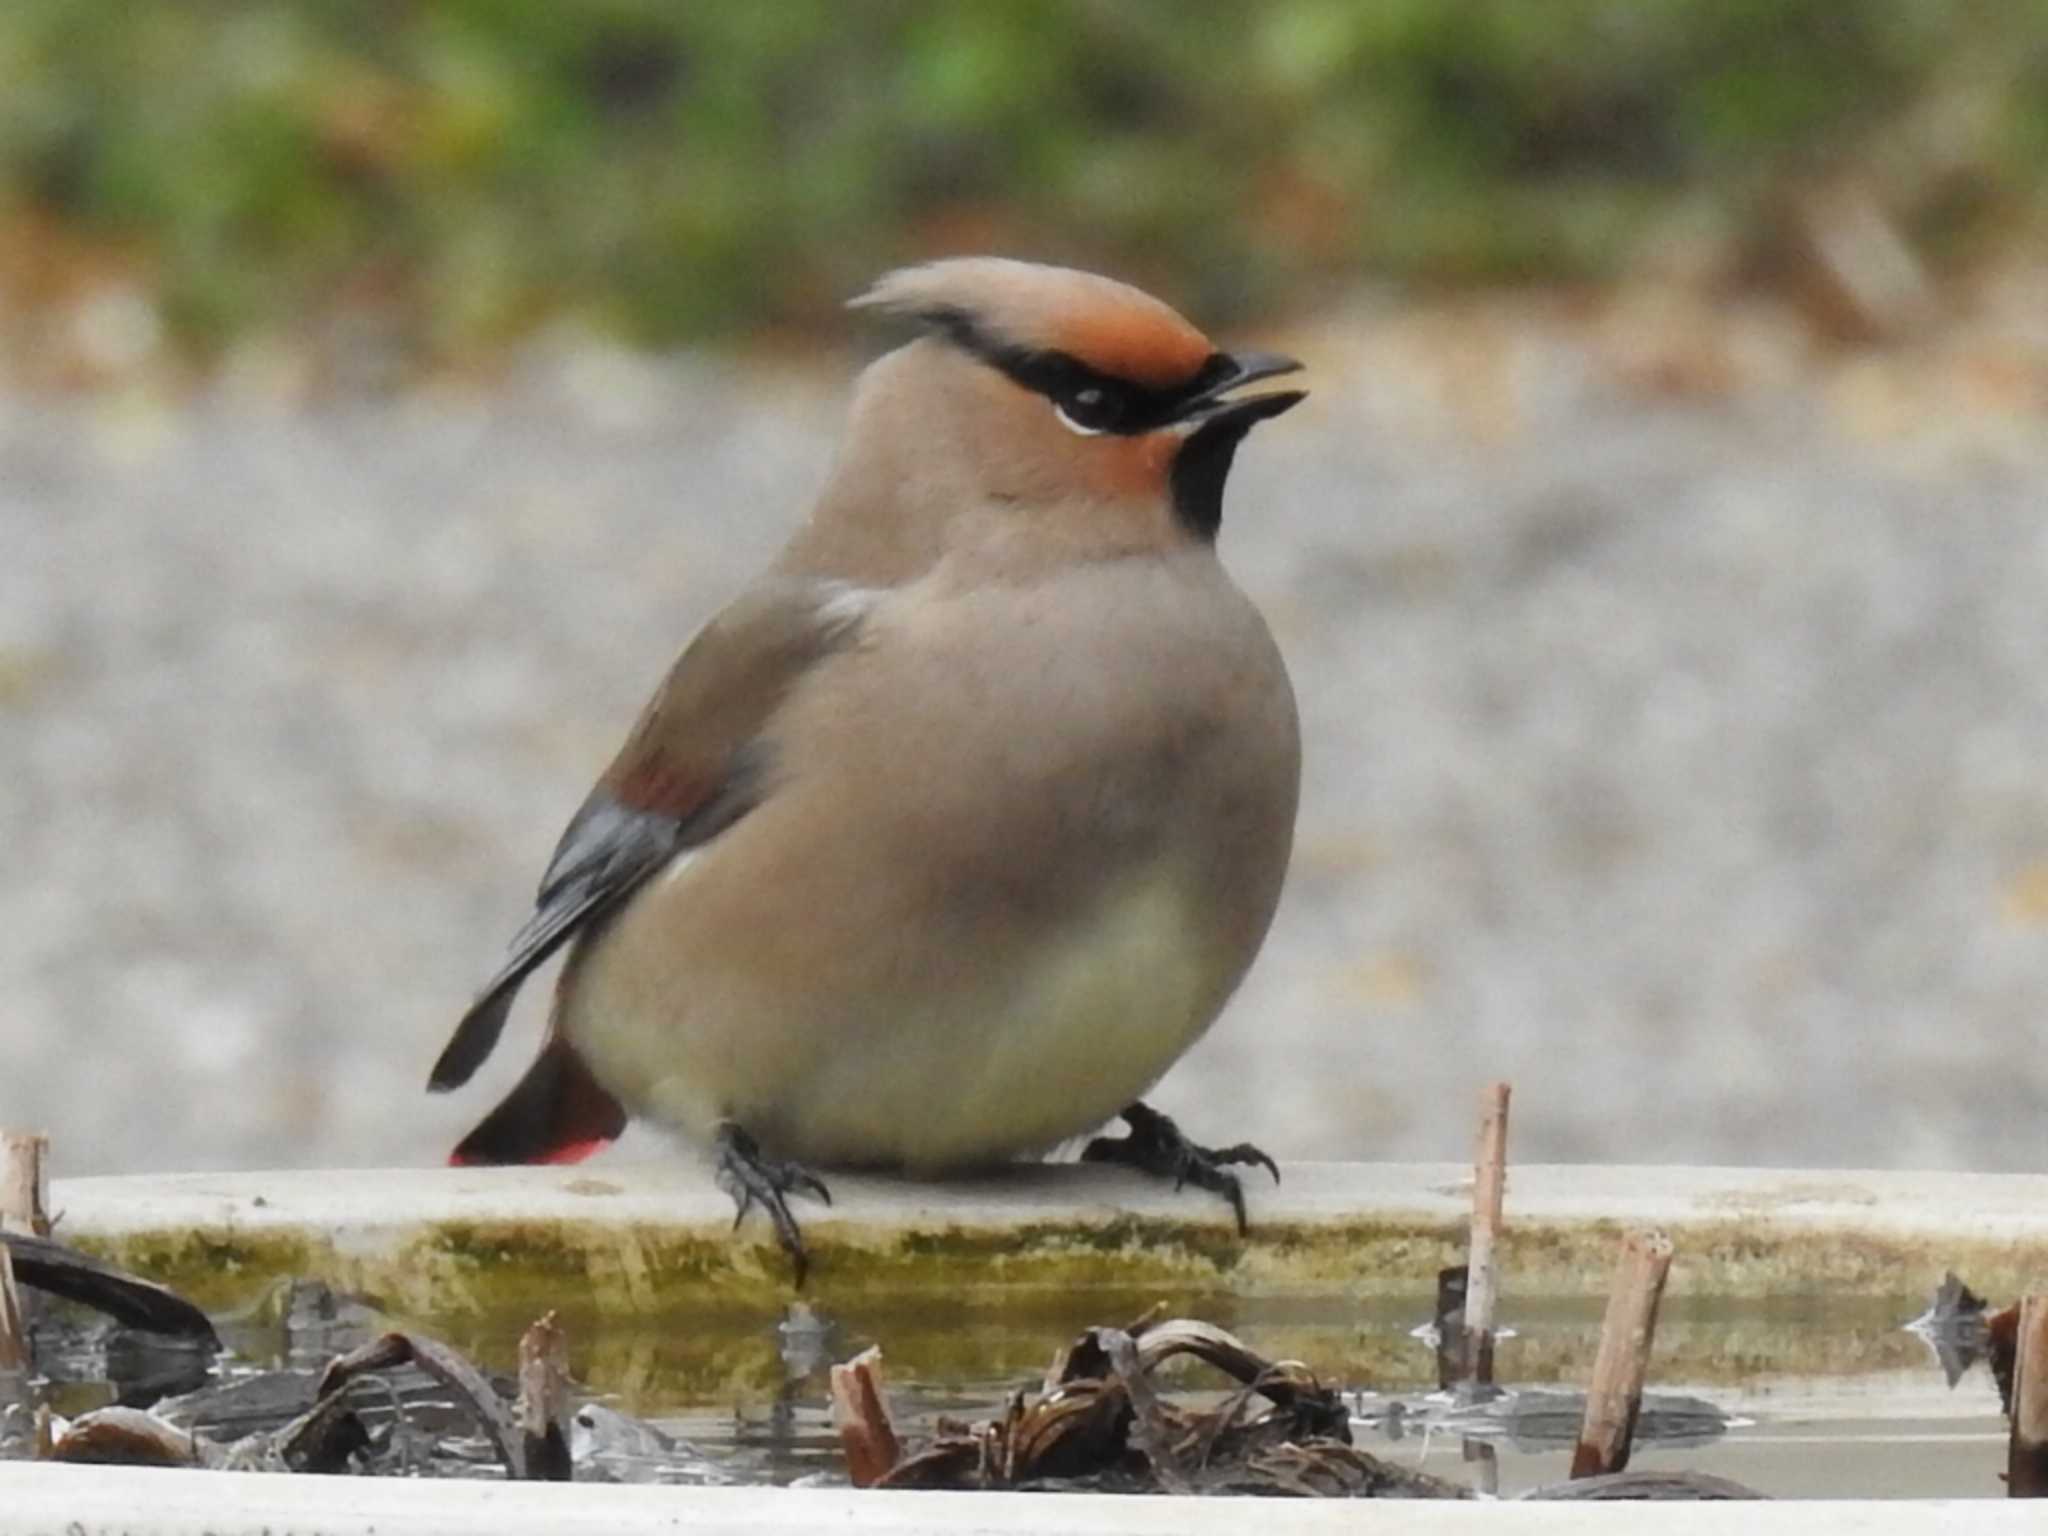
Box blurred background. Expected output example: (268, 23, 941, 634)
(3, 1, 2046, 1177)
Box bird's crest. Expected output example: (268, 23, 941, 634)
(853, 257, 1214, 391)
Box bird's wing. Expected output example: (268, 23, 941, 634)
(426, 579, 875, 1091)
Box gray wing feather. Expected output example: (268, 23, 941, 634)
(428, 793, 707, 1092)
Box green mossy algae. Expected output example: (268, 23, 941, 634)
(77, 1229, 322, 1314)
(66, 1211, 2028, 1413)
(74, 1209, 2048, 1324)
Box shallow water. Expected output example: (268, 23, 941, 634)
(13, 1284, 1999, 1497)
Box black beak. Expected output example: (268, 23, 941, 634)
(1215, 349, 1305, 392)
(1180, 349, 1308, 430)
(1169, 350, 1306, 540)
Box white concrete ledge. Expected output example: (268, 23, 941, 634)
(54, 1159, 2048, 1241)
(2, 1462, 2043, 1534)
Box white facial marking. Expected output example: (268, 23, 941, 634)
(1054, 403, 1105, 437)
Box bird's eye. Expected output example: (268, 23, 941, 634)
(1054, 384, 1123, 436)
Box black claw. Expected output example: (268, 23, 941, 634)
(1080, 1102, 1275, 1235)
(713, 1122, 831, 1287)
(1207, 1141, 1282, 1187)
(790, 1168, 833, 1206)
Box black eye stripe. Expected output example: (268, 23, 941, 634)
(1004, 349, 1200, 434)
(912, 307, 1222, 436)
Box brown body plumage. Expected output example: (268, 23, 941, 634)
(430, 257, 1306, 1257)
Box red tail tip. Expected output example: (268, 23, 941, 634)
(447, 1137, 610, 1168)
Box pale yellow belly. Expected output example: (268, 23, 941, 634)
(563, 857, 1231, 1172)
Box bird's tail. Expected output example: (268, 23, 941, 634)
(448, 1036, 626, 1166)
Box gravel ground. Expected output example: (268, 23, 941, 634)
(5, 292, 2048, 1179)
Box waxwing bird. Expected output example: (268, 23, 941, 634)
(429, 257, 1305, 1283)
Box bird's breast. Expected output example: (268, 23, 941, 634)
(559, 553, 1298, 1171)
(782, 855, 1236, 1170)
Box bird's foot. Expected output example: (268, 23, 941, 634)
(1080, 1101, 1279, 1234)
(713, 1122, 831, 1287)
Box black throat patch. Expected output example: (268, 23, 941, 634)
(1168, 415, 1255, 542)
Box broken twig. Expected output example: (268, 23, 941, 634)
(0, 1131, 49, 1348)
(1462, 1081, 1510, 1389)
(0, 1248, 26, 1373)
(0, 1133, 50, 1237)
(830, 1346, 902, 1488)
(1570, 1228, 1674, 1478)
(2009, 1294, 2048, 1497)
(516, 1311, 572, 1482)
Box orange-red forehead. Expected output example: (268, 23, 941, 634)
(1049, 299, 1214, 390)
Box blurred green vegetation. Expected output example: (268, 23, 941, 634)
(1, 0, 2044, 365)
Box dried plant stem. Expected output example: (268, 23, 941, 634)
(516, 1311, 571, 1482)
(2009, 1294, 2048, 1497)
(0, 1246, 27, 1373)
(1462, 1081, 1510, 1388)
(831, 1346, 901, 1488)
(0, 1131, 50, 1237)
(1570, 1228, 1674, 1479)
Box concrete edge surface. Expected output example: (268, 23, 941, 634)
(0, 1463, 2039, 1535)
(55, 1159, 2048, 1237)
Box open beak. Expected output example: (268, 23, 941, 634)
(1167, 349, 1306, 538)
(1180, 350, 1308, 431)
